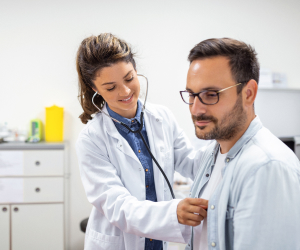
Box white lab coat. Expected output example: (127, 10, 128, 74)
(76, 102, 202, 250)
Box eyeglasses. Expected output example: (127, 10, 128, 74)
(180, 83, 243, 105)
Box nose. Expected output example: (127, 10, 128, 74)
(119, 83, 131, 97)
(190, 95, 207, 116)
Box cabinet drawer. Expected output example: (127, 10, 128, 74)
(24, 150, 64, 176)
(24, 177, 63, 203)
(0, 177, 63, 203)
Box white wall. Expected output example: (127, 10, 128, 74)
(1, 0, 300, 249)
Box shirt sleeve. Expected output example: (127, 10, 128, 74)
(233, 160, 300, 250)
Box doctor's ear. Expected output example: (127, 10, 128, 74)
(243, 79, 257, 107)
(92, 88, 99, 95)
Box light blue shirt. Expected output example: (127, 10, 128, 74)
(187, 116, 300, 250)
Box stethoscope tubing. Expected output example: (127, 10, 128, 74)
(120, 111, 175, 199)
(91, 74, 176, 199)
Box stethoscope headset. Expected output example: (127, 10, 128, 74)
(92, 74, 176, 199)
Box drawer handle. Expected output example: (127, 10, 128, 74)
(35, 187, 41, 192)
(14, 207, 19, 212)
(35, 161, 40, 166)
(2, 207, 7, 212)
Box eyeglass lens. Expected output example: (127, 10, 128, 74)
(181, 91, 218, 105)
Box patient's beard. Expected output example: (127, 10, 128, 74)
(193, 94, 247, 140)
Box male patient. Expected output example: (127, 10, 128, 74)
(180, 38, 300, 250)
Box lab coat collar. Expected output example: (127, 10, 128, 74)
(101, 101, 165, 178)
(143, 103, 165, 202)
(101, 104, 140, 164)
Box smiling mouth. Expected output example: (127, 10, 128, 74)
(119, 94, 133, 102)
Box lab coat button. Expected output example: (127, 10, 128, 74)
(211, 242, 216, 247)
(206, 174, 209, 177)
(211, 205, 215, 210)
(160, 147, 164, 152)
(156, 118, 159, 122)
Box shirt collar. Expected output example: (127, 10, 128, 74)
(212, 115, 263, 160)
(106, 100, 143, 133)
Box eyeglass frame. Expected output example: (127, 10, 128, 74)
(180, 82, 246, 105)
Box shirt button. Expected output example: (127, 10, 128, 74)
(138, 150, 141, 153)
(211, 205, 215, 210)
(206, 173, 209, 177)
(131, 120, 134, 123)
(146, 185, 149, 188)
(145, 169, 148, 172)
(211, 242, 216, 247)
(150, 239, 153, 241)
(226, 158, 230, 162)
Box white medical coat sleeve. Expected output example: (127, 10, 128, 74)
(76, 136, 188, 243)
(233, 161, 300, 250)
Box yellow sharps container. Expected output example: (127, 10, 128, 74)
(45, 105, 64, 142)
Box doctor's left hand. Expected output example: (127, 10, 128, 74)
(177, 198, 208, 226)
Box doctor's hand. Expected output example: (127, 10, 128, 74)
(177, 198, 208, 226)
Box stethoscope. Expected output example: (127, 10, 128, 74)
(92, 74, 175, 199)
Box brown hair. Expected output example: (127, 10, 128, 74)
(188, 38, 260, 93)
(76, 33, 136, 124)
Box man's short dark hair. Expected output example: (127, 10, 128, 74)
(188, 38, 260, 93)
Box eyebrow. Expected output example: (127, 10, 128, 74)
(101, 70, 133, 86)
(186, 86, 221, 92)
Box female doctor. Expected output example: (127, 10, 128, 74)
(75, 33, 207, 250)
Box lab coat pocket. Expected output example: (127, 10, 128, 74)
(225, 205, 235, 250)
(86, 228, 122, 250)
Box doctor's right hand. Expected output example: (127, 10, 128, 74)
(177, 198, 208, 226)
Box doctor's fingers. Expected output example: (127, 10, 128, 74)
(190, 206, 207, 218)
(184, 214, 205, 227)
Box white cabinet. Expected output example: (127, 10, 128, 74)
(11, 204, 64, 250)
(0, 205, 10, 250)
(0, 143, 68, 250)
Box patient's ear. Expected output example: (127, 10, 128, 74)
(243, 80, 257, 108)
